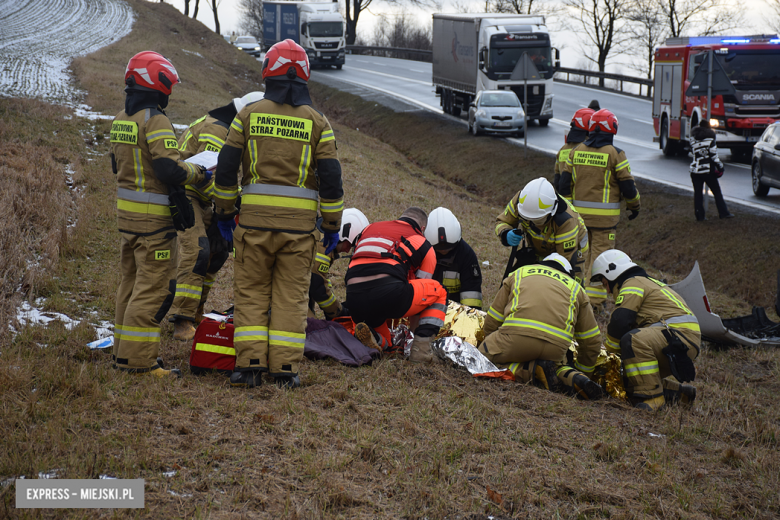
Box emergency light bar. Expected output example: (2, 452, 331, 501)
(771, 39, 780, 44)
(721, 39, 750, 43)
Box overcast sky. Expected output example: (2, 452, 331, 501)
(166, 0, 776, 70)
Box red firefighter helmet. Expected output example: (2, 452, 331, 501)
(124, 51, 180, 95)
(571, 108, 595, 131)
(589, 109, 619, 134)
(262, 39, 310, 83)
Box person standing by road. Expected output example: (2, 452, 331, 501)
(689, 120, 734, 221)
(168, 92, 264, 341)
(553, 108, 594, 191)
(558, 109, 640, 308)
(111, 51, 209, 377)
(214, 39, 344, 389)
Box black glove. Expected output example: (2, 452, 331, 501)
(168, 184, 195, 231)
(628, 209, 639, 221)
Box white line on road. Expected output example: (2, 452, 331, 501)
(631, 118, 653, 125)
(342, 65, 430, 86)
(555, 82, 653, 103)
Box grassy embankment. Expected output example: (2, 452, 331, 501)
(0, 0, 778, 518)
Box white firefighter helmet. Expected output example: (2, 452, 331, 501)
(339, 208, 369, 244)
(590, 249, 638, 283)
(542, 253, 573, 276)
(233, 91, 265, 112)
(425, 207, 462, 249)
(517, 177, 558, 221)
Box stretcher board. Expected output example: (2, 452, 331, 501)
(670, 262, 780, 348)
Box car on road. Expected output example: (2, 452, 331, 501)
(467, 90, 525, 138)
(751, 122, 780, 197)
(233, 36, 261, 57)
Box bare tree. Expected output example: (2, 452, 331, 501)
(192, 0, 200, 19)
(625, 0, 667, 78)
(768, 0, 780, 33)
(563, 0, 632, 84)
(368, 12, 431, 49)
(488, 0, 553, 16)
(204, 0, 223, 35)
(183, 0, 190, 16)
(238, 0, 263, 39)
(656, 0, 743, 38)
(346, 0, 441, 45)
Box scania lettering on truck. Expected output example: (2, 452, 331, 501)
(432, 13, 559, 124)
(653, 35, 780, 156)
(263, 1, 345, 69)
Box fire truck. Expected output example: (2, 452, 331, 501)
(653, 35, 780, 157)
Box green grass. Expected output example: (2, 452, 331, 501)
(0, 0, 779, 518)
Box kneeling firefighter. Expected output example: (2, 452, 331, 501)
(496, 177, 589, 283)
(479, 254, 604, 400)
(424, 207, 483, 309)
(592, 249, 700, 411)
(168, 92, 265, 341)
(308, 208, 369, 319)
(345, 207, 447, 362)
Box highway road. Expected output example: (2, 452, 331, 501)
(311, 55, 780, 215)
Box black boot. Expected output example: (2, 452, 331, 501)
(275, 375, 301, 389)
(663, 383, 696, 405)
(229, 370, 263, 388)
(571, 373, 606, 400)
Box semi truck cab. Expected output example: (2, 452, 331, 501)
(299, 3, 346, 69)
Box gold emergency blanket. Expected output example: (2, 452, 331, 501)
(435, 301, 486, 346)
(571, 345, 626, 400)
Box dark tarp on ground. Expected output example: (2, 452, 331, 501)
(304, 318, 379, 367)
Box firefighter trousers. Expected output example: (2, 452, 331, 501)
(583, 226, 616, 306)
(479, 331, 584, 388)
(169, 200, 224, 322)
(232, 226, 316, 376)
(114, 230, 177, 371)
(619, 327, 700, 403)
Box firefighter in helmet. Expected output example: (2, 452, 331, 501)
(214, 39, 344, 389)
(345, 207, 447, 362)
(495, 177, 589, 283)
(559, 109, 641, 308)
(110, 51, 209, 377)
(424, 207, 483, 309)
(308, 208, 370, 320)
(592, 249, 700, 411)
(553, 108, 594, 191)
(479, 254, 604, 400)
(169, 92, 265, 341)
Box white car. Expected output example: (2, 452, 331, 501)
(233, 36, 261, 57)
(467, 90, 525, 137)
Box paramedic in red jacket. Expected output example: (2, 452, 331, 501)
(345, 207, 447, 362)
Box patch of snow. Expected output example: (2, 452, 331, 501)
(162, 470, 177, 477)
(73, 104, 114, 121)
(172, 123, 188, 131)
(168, 490, 192, 497)
(99, 475, 117, 479)
(38, 469, 63, 479)
(0, 0, 135, 103)
(15, 301, 80, 331)
(182, 49, 204, 58)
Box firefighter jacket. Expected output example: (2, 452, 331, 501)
(214, 98, 344, 234)
(346, 218, 437, 284)
(111, 107, 206, 235)
(310, 242, 342, 317)
(495, 194, 589, 269)
(604, 269, 700, 355)
(689, 126, 722, 175)
(177, 114, 231, 203)
(553, 142, 579, 191)
(483, 264, 602, 374)
(432, 239, 483, 309)
(559, 136, 640, 228)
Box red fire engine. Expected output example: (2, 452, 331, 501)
(652, 35, 780, 157)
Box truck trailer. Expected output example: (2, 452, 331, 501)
(653, 35, 780, 156)
(262, 1, 345, 69)
(432, 13, 559, 123)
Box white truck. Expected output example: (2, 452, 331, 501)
(432, 13, 558, 124)
(262, 1, 346, 69)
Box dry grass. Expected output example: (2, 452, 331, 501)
(1, 1, 779, 518)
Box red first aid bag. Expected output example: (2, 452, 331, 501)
(189, 316, 236, 375)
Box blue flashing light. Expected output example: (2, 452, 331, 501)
(721, 38, 750, 43)
(771, 39, 780, 44)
